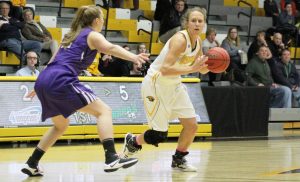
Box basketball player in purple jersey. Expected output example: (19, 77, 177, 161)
(21, 5, 149, 176)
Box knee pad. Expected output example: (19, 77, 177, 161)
(144, 129, 168, 147)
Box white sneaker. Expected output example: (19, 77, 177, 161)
(104, 157, 138, 172)
(21, 165, 43, 176)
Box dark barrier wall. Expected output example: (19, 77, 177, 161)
(202, 86, 270, 137)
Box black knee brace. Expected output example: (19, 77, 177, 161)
(144, 129, 168, 147)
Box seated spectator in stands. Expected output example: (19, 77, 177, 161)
(15, 51, 40, 76)
(98, 45, 132, 76)
(154, 0, 175, 21)
(21, 8, 58, 60)
(264, 0, 279, 26)
(248, 30, 268, 61)
(221, 27, 246, 83)
(246, 45, 291, 108)
(277, 49, 300, 107)
(202, 28, 220, 85)
(158, 0, 187, 43)
(280, 0, 297, 16)
(267, 32, 286, 61)
(277, 2, 296, 45)
(136, 43, 151, 74)
(130, 62, 143, 76)
(10, 0, 26, 21)
(264, 32, 291, 88)
(0, 1, 41, 61)
(202, 28, 220, 54)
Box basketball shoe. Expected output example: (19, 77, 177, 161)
(21, 165, 43, 177)
(171, 152, 197, 172)
(104, 156, 138, 172)
(122, 133, 142, 158)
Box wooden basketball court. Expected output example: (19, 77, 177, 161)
(1, 126, 300, 182)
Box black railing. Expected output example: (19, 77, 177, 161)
(237, 0, 254, 45)
(294, 27, 299, 62)
(207, 0, 211, 24)
(58, 0, 63, 17)
(137, 15, 154, 55)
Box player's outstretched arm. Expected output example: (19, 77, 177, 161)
(88, 31, 148, 67)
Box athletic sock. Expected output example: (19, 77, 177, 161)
(27, 147, 45, 168)
(174, 149, 188, 158)
(102, 138, 118, 164)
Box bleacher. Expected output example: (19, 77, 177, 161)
(1, 0, 300, 127)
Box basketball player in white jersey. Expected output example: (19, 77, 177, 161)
(123, 7, 209, 172)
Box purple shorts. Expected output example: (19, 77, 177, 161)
(35, 65, 97, 121)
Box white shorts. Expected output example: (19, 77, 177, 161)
(141, 74, 196, 131)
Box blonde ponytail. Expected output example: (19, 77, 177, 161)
(61, 5, 102, 47)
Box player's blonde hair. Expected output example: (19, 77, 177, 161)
(181, 7, 207, 29)
(61, 5, 102, 47)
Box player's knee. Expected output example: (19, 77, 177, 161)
(191, 123, 198, 133)
(144, 129, 168, 147)
(95, 105, 112, 118)
(184, 122, 198, 134)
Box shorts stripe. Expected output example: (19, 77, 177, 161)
(71, 84, 96, 104)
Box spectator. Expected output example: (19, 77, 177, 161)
(202, 28, 220, 54)
(202, 28, 220, 85)
(280, 0, 297, 16)
(246, 45, 291, 108)
(159, 0, 187, 43)
(265, 32, 290, 88)
(221, 27, 246, 83)
(136, 43, 151, 74)
(15, 50, 40, 76)
(277, 49, 300, 107)
(277, 2, 297, 45)
(98, 45, 131, 76)
(248, 30, 268, 61)
(267, 32, 286, 61)
(21, 8, 58, 62)
(129, 62, 143, 76)
(0, 1, 41, 61)
(10, 0, 26, 20)
(154, 0, 175, 21)
(264, 0, 279, 26)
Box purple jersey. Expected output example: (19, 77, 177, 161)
(35, 28, 98, 121)
(49, 28, 98, 75)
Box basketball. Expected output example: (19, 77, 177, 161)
(205, 47, 230, 73)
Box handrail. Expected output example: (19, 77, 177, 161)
(237, 0, 252, 7)
(137, 15, 154, 55)
(237, 0, 254, 45)
(58, 0, 62, 17)
(207, 0, 211, 24)
(293, 27, 299, 63)
(96, 2, 110, 38)
(137, 15, 151, 22)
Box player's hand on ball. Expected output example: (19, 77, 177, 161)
(26, 90, 36, 100)
(192, 55, 208, 73)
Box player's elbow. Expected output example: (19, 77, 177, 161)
(159, 66, 169, 76)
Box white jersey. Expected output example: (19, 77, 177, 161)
(142, 30, 201, 130)
(147, 30, 201, 81)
